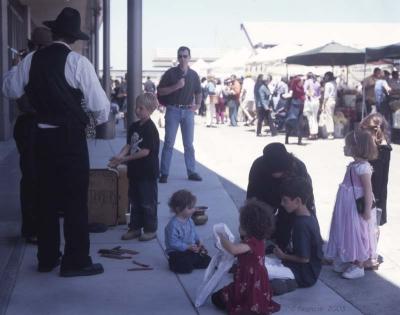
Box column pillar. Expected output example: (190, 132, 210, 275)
(0, 0, 11, 140)
(102, 0, 111, 98)
(94, 6, 99, 75)
(127, 0, 142, 126)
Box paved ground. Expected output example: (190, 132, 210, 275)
(0, 116, 399, 315)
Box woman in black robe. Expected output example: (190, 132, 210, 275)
(247, 142, 316, 249)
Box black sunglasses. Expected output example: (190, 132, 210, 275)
(178, 54, 189, 59)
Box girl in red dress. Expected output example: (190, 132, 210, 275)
(212, 199, 280, 315)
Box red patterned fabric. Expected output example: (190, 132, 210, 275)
(221, 237, 280, 315)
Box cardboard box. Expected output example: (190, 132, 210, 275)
(88, 169, 119, 226)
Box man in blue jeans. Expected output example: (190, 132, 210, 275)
(157, 46, 202, 183)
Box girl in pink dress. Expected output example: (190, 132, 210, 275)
(325, 129, 379, 279)
(211, 199, 280, 315)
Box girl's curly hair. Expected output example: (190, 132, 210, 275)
(168, 189, 197, 214)
(359, 112, 391, 145)
(239, 198, 275, 240)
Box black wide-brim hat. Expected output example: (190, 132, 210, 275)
(43, 7, 89, 41)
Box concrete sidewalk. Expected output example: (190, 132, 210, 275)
(1, 118, 399, 315)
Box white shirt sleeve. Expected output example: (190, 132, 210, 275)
(2, 52, 33, 99)
(65, 52, 110, 125)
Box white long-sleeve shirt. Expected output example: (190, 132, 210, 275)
(2, 41, 110, 125)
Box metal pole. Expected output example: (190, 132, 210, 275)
(127, 0, 142, 126)
(94, 7, 99, 75)
(0, 0, 11, 140)
(102, 0, 111, 98)
(361, 58, 367, 119)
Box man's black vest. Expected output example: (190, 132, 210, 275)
(25, 43, 89, 128)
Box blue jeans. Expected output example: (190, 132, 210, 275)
(128, 178, 158, 233)
(227, 99, 238, 126)
(160, 106, 196, 176)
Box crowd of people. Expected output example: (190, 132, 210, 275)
(1, 6, 395, 315)
(106, 44, 392, 314)
(192, 66, 400, 147)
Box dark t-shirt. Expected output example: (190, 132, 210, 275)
(158, 66, 201, 105)
(283, 215, 323, 287)
(126, 119, 160, 180)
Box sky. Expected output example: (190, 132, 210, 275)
(100, 0, 400, 70)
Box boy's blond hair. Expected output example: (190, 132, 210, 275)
(136, 93, 159, 113)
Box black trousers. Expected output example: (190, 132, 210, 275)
(168, 250, 211, 274)
(370, 145, 391, 225)
(285, 114, 304, 144)
(128, 178, 158, 233)
(35, 126, 91, 269)
(13, 114, 38, 238)
(257, 107, 277, 136)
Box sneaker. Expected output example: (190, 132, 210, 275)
(60, 263, 104, 277)
(159, 174, 168, 183)
(139, 232, 157, 241)
(332, 260, 351, 273)
(121, 229, 141, 240)
(188, 173, 202, 181)
(327, 134, 334, 140)
(342, 264, 365, 279)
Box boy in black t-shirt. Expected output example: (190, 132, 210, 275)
(108, 93, 160, 241)
(271, 177, 323, 295)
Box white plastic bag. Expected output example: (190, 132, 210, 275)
(265, 256, 295, 280)
(194, 223, 236, 307)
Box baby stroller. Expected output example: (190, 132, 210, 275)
(271, 107, 287, 132)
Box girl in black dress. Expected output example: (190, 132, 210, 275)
(359, 113, 392, 226)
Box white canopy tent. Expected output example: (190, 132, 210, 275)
(208, 48, 253, 78)
(190, 58, 210, 77)
(247, 44, 315, 64)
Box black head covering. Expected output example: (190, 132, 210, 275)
(262, 143, 292, 173)
(43, 7, 89, 40)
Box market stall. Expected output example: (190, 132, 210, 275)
(366, 43, 400, 144)
(285, 42, 366, 137)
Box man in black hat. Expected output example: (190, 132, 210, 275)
(247, 143, 316, 249)
(3, 7, 109, 277)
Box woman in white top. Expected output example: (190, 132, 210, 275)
(322, 72, 337, 139)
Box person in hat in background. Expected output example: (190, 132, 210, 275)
(3, 7, 110, 277)
(247, 143, 316, 249)
(11, 27, 52, 244)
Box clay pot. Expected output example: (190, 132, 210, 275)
(192, 206, 208, 225)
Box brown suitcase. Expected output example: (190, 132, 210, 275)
(88, 169, 119, 225)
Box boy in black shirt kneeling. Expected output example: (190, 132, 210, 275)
(271, 177, 323, 295)
(108, 93, 160, 241)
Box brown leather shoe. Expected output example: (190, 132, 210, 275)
(121, 229, 141, 240)
(139, 232, 156, 241)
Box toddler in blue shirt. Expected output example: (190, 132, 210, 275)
(164, 190, 211, 273)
